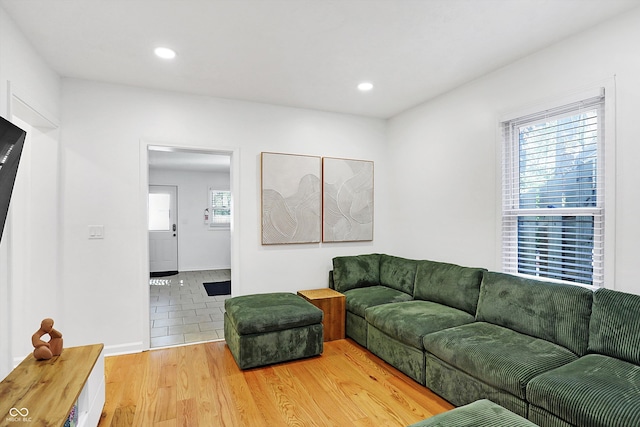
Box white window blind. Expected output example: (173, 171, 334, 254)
(502, 92, 605, 287)
(210, 189, 231, 227)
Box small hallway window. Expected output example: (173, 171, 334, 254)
(210, 189, 231, 228)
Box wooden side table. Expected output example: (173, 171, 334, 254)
(297, 288, 345, 341)
(0, 343, 104, 427)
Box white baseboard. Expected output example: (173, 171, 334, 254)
(179, 266, 231, 272)
(103, 341, 145, 357)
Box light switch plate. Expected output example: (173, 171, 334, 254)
(88, 225, 104, 239)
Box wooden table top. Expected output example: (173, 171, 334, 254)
(0, 343, 103, 426)
(298, 288, 345, 300)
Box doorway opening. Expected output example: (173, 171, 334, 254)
(146, 146, 232, 348)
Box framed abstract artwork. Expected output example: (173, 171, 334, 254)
(322, 157, 374, 242)
(261, 152, 322, 244)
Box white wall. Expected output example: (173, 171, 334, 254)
(387, 7, 640, 295)
(60, 79, 389, 353)
(0, 7, 60, 120)
(0, 5, 61, 378)
(6, 119, 61, 366)
(149, 168, 231, 271)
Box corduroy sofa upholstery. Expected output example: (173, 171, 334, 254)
(330, 253, 640, 427)
(408, 399, 537, 427)
(366, 260, 485, 385)
(224, 292, 324, 369)
(423, 272, 593, 418)
(332, 254, 416, 347)
(526, 288, 640, 427)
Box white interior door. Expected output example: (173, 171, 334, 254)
(149, 185, 178, 273)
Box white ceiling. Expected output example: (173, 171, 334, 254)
(2, 0, 639, 119)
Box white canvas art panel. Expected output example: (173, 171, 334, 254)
(261, 152, 321, 244)
(323, 157, 374, 242)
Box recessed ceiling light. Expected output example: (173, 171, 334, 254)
(154, 47, 176, 60)
(358, 82, 374, 91)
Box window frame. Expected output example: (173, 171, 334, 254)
(209, 188, 231, 229)
(498, 85, 615, 289)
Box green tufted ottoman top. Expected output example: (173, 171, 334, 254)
(225, 292, 323, 335)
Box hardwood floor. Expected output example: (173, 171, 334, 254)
(99, 339, 454, 426)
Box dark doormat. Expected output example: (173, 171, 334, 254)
(150, 270, 179, 278)
(203, 280, 231, 296)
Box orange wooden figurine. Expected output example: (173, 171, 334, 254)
(32, 318, 63, 360)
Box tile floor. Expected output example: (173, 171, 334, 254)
(149, 269, 230, 348)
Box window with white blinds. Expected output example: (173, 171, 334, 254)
(210, 189, 231, 227)
(502, 92, 605, 287)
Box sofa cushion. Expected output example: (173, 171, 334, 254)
(413, 260, 485, 315)
(408, 399, 537, 427)
(476, 272, 593, 356)
(332, 254, 381, 293)
(527, 354, 640, 427)
(422, 322, 579, 399)
(379, 254, 417, 295)
(344, 286, 412, 318)
(366, 300, 475, 349)
(588, 288, 640, 365)
(224, 293, 323, 335)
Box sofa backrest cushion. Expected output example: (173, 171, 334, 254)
(476, 272, 593, 356)
(413, 260, 485, 315)
(379, 254, 417, 295)
(332, 254, 381, 293)
(588, 288, 640, 365)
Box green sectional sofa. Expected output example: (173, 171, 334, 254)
(366, 260, 485, 385)
(423, 272, 592, 418)
(332, 254, 416, 347)
(526, 288, 640, 427)
(330, 253, 640, 427)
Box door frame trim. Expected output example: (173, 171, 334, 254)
(139, 140, 240, 350)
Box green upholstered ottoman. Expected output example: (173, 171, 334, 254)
(224, 292, 324, 369)
(408, 399, 537, 427)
